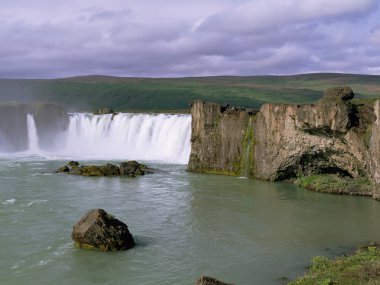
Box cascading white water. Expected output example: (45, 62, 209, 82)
(61, 113, 192, 164)
(1, 112, 192, 163)
(27, 114, 40, 152)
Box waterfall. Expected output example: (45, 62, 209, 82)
(62, 113, 192, 164)
(27, 114, 40, 152)
(1, 112, 192, 164)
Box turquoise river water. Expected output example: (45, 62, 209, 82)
(1, 156, 380, 285)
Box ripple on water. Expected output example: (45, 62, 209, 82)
(24, 200, 48, 207)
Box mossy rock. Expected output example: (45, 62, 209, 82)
(72, 209, 135, 251)
(119, 161, 150, 176)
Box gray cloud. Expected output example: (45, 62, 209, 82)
(0, 0, 379, 78)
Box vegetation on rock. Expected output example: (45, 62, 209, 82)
(295, 174, 373, 197)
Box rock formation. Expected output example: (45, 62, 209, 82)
(194, 276, 234, 285)
(188, 87, 380, 199)
(188, 101, 257, 175)
(56, 161, 151, 176)
(72, 209, 135, 251)
(120, 160, 149, 176)
(93, 107, 115, 115)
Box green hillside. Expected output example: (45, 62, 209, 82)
(0, 73, 379, 112)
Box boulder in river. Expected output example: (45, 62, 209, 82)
(56, 161, 152, 176)
(71, 209, 135, 251)
(194, 276, 234, 285)
(119, 160, 150, 176)
(56, 161, 120, 176)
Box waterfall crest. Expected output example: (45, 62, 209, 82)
(1, 113, 192, 164)
(63, 113, 191, 163)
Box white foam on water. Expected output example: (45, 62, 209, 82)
(2, 199, 16, 205)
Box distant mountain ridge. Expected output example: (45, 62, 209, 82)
(0, 73, 379, 112)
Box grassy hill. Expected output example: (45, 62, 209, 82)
(0, 73, 379, 112)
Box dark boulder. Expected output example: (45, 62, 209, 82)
(120, 160, 149, 176)
(194, 276, 234, 285)
(56, 165, 70, 173)
(72, 209, 135, 251)
(68, 161, 79, 167)
(323, 86, 354, 102)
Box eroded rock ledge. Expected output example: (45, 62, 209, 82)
(188, 87, 380, 199)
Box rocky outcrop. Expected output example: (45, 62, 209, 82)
(188, 87, 380, 198)
(194, 276, 234, 285)
(187, 101, 257, 176)
(0, 102, 69, 152)
(94, 107, 115, 115)
(56, 161, 151, 176)
(72, 209, 135, 251)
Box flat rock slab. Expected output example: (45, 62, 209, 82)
(72, 209, 135, 251)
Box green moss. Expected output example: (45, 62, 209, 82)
(74, 242, 97, 250)
(288, 246, 380, 285)
(200, 169, 239, 176)
(363, 124, 373, 148)
(240, 117, 255, 177)
(295, 174, 372, 196)
(74, 242, 113, 251)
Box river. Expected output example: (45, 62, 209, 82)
(1, 157, 380, 285)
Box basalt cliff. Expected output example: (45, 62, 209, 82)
(188, 87, 380, 199)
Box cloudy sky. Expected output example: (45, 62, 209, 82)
(1, 0, 380, 78)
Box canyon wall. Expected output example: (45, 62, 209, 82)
(188, 87, 380, 197)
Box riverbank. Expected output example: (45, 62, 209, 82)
(288, 245, 380, 285)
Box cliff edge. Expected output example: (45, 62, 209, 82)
(188, 87, 380, 199)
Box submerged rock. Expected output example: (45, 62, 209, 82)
(72, 209, 135, 251)
(194, 276, 234, 285)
